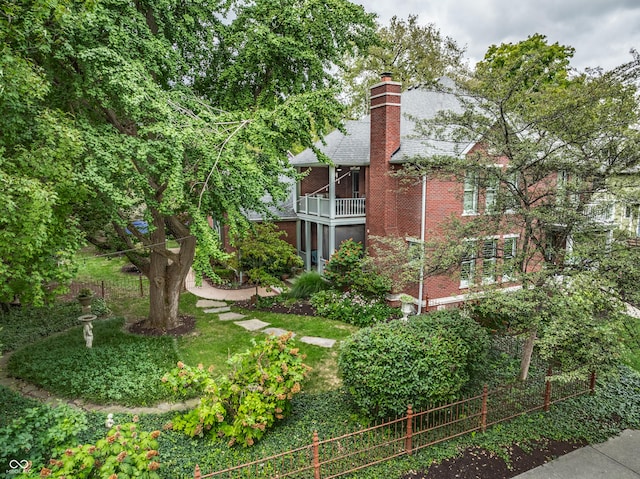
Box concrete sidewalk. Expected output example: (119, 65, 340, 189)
(185, 269, 279, 301)
(513, 429, 640, 478)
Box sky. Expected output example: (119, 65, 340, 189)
(357, 0, 640, 72)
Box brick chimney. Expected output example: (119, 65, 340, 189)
(367, 72, 402, 238)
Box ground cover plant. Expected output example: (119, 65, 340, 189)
(163, 334, 310, 447)
(0, 302, 83, 353)
(6, 317, 178, 406)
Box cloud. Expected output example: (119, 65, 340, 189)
(358, 0, 640, 70)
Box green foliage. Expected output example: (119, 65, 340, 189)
(0, 403, 87, 472)
(311, 290, 397, 327)
(323, 239, 392, 298)
(20, 423, 162, 479)
(2, 0, 377, 328)
(339, 312, 489, 418)
(234, 224, 303, 293)
(7, 318, 178, 405)
(340, 14, 466, 117)
(0, 302, 81, 353)
(163, 333, 311, 447)
(286, 271, 329, 299)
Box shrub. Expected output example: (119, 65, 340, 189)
(0, 403, 87, 471)
(311, 290, 397, 327)
(338, 311, 489, 418)
(162, 333, 311, 447)
(323, 239, 391, 299)
(21, 422, 162, 479)
(287, 271, 329, 299)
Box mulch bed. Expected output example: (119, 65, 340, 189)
(127, 314, 196, 336)
(235, 299, 317, 317)
(402, 438, 586, 479)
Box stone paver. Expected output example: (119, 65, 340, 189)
(196, 299, 227, 308)
(234, 319, 270, 331)
(218, 312, 247, 321)
(262, 328, 295, 338)
(203, 306, 231, 314)
(300, 336, 336, 348)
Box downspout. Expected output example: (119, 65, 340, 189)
(417, 174, 427, 314)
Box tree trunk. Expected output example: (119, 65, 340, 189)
(143, 213, 196, 331)
(519, 328, 537, 381)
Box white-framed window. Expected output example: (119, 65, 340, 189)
(463, 172, 479, 215)
(482, 238, 497, 283)
(460, 240, 477, 288)
(485, 176, 499, 214)
(624, 205, 633, 219)
(504, 169, 519, 213)
(502, 236, 518, 282)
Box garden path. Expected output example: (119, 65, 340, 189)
(0, 283, 336, 414)
(196, 299, 336, 348)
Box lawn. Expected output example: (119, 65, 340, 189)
(2, 249, 640, 478)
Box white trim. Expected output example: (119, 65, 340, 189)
(429, 285, 522, 307)
(369, 91, 402, 101)
(370, 102, 401, 110)
(370, 80, 402, 89)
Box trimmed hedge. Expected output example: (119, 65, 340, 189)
(339, 311, 489, 418)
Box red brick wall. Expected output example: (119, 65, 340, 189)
(366, 76, 402, 238)
(300, 167, 328, 196)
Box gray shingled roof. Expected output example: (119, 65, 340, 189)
(245, 176, 297, 221)
(290, 78, 473, 167)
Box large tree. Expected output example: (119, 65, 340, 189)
(339, 14, 466, 117)
(405, 34, 640, 380)
(0, 0, 87, 307)
(3, 0, 376, 329)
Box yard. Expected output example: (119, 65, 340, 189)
(1, 249, 640, 478)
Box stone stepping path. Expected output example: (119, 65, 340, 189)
(195, 302, 336, 348)
(196, 299, 227, 308)
(234, 319, 271, 331)
(263, 328, 295, 338)
(300, 336, 336, 348)
(203, 306, 231, 313)
(218, 312, 247, 321)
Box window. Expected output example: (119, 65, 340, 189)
(485, 177, 498, 213)
(624, 205, 633, 219)
(463, 172, 479, 215)
(460, 240, 477, 288)
(482, 239, 497, 283)
(502, 237, 517, 282)
(504, 169, 519, 213)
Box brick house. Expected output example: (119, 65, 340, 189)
(290, 74, 522, 311)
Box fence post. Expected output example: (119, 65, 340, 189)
(139, 273, 144, 297)
(101, 280, 105, 299)
(313, 431, 321, 479)
(480, 385, 488, 433)
(194, 464, 200, 479)
(405, 404, 413, 455)
(544, 367, 552, 411)
(589, 371, 596, 394)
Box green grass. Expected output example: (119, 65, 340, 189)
(176, 294, 357, 392)
(7, 317, 179, 406)
(75, 248, 133, 283)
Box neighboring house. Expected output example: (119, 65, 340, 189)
(289, 74, 521, 311)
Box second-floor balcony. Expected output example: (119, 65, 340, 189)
(297, 194, 366, 219)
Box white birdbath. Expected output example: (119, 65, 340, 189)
(78, 314, 97, 348)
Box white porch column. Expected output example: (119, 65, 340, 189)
(329, 165, 336, 220)
(304, 221, 312, 271)
(317, 225, 324, 274)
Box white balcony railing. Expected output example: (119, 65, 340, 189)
(298, 195, 366, 218)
